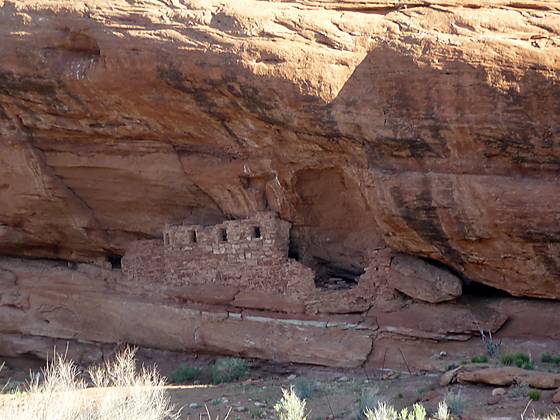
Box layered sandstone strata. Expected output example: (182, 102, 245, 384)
(0, 0, 559, 367)
(0, 0, 559, 298)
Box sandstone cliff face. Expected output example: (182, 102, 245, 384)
(1, 0, 559, 301)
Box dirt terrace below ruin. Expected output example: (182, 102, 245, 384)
(2, 348, 560, 420)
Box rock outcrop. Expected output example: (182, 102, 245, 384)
(0, 0, 560, 299)
(1, 0, 560, 367)
(0, 255, 518, 369)
(457, 367, 560, 390)
(388, 254, 463, 303)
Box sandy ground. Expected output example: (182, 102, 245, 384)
(1, 352, 559, 419)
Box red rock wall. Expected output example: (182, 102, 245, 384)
(1, 1, 560, 365)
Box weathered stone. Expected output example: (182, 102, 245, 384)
(0, 333, 107, 365)
(123, 213, 316, 296)
(487, 395, 502, 406)
(0, 268, 16, 287)
(553, 388, 560, 404)
(440, 367, 462, 386)
(0, 0, 558, 300)
(0, 256, 373, 368)
(492, 388, 506, 397)
(375, 302, 507, 341)
(457, 367, 560, 389)
(1, 0, 560, 368)
(232, 290, 305, 314)
(388, 254, 462, 303)
(168, 285, 239, 306)
(196, 317, 373, 368)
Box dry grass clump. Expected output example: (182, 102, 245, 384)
(274, 387, 308, 420)
(364, 401, 450, 420)
(0, 347, 179, 420)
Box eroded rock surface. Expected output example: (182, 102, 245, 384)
(0, 256, 512, 368)
(1, 0, 560, 368)
(0, 0, 559, 299)
(457, 367, 560, 390)
(388, 254, 463, 303)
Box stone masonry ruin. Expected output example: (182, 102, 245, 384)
(121, 212, 465, 315)
(122, 212, 316, 294)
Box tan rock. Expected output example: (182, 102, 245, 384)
(0, 268, 16, 286)
(232, 290, 305, 314)
(487, 395, 502, 406)
(458, 367, 560, 389)
(440, 367, 461, 386)
(492, 387, 506, 397)
(0, 0, 558, 300)
(389, 254, 462, 303)
(0, 256, 373, 368)
(553, 389, 560, 404)
(375, 302, 507, 341)
(421, 390, 440, 402)
(168, 285, 239, 306)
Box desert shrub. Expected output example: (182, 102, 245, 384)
(0, 347, 179, 420)
(398, 404, 427, 420)
(364, 402, 429, 420)
(528, 389, 541, 401)
(355, 387, 380, 420)
(209, 357, 249, 384)
(471, 355, 489, 364)
(168, 364, 201, 384)
(274, 387, 307, 420)
(364, 402, 398, 420)
(510, 384, 530, 398)
(434, 402, 451, 420)
(480, 329, 501, 357)
(292, 377, 319, 399)
(541, 353, 560, 365)
(501, 352, 533, 369)
(531, 414, 560, 420)
(0, 362, 6, 394)
(444, 390, 465, 416)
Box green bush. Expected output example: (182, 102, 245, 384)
(444, 391, 465, 416)
(355, 388, 379, 420)
(292, 377, 319, 400)
(501, 352, 533, 369)
(209, 357, 249, 384)
(528, 389, 541, 401)
(541, 353, 560, 364)
(471, 355, 489, 364)
(168, 364, 201, 384)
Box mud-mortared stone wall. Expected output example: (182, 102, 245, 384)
(122, 212, 315, 293)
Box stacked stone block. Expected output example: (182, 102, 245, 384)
(121, 239, 163, 284)
(123, 212, 315, 294)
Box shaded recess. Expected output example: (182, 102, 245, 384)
(420, 256, 509, 298)
(107, 254, 123, 269)
(313, 257, 365, 290)
(462, 277, 512, 298)
(289, 167, 383, 290)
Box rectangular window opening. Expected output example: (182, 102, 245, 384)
(220, 228, 228, 242)
(190, 230, 197, 243)
(253, 226, 262, 239)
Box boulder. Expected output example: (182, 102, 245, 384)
(389, 254, 462, 303)
(457, 367, 560, 389)
(553, 389, 560, 404)
(492, 388, 506, 397)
